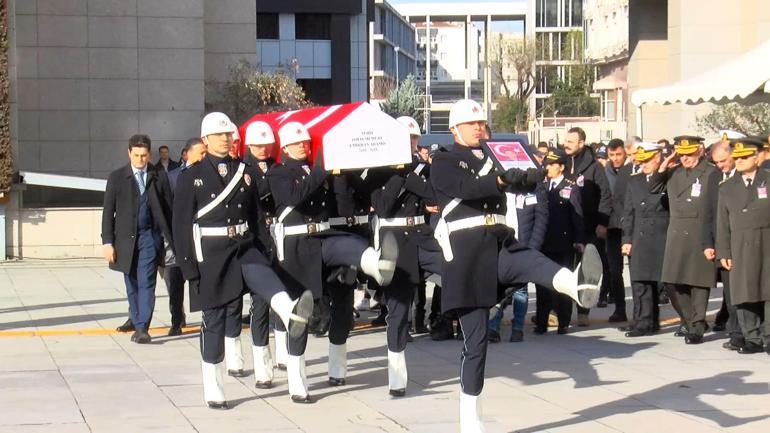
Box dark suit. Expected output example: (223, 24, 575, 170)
(536, 177, 584, 329)
(158, 159, 181, 172)
(622, 173, 669, 332)
(606, 164, 632, 314)
(649, 158, 720, 338)
(163, 164, 186, 328)
(101, 163, 174, 331)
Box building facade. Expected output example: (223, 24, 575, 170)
(256, 0, 369, 105)
(369, 0, 417, 100)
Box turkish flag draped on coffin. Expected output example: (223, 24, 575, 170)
(238, 102, 413, 171)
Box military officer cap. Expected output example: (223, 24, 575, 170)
(719, 129, 746, 142)
(634, 141, 663, 162)
(543, 148, 568, 165)
(729, 136, 767, 158)
(673, 135, 704, 155)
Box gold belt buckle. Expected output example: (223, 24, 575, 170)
(484, 214, 495, 226)
(307, 223, 318, 234)
(346, 216, 355, 225)
(227, 225, 236, 237)
(406, 216, 415, 226)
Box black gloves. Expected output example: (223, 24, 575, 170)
(501, 167, 543, 190)
(500, 168, 527, 186)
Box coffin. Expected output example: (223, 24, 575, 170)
(238, 102, 413, 170)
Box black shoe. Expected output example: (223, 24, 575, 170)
(684, 334, 703, 344)
(430, 323, 454, 341)
(712, 323, 726, 332)
(389, 388, 406, 397)
(617, 325, 633, 332)
(738, 343, 764, 354)
(291, 394, 314, 404)
(241, 314, 251, 325)
(625, 329, 654, 337)
(167, 325, 183, 336)
(414, 322, 429, 334)
(371, 313, 387, 327)
(557, 326, 569, 335)
(530, 315, 537, 324)
(658, 292, 670, 305)
(228, 369, 248, 378)
(533, 326, 547, 335)
(116, 319, 135, 333)
(406, 333, 414, 343)
(207, 400, 229, 410)
(722, 341, 742, 351)
(608, 312, 628, 323)
(455, 326, 464, 340)
(255, 380, 272, 389)
(597, 299, 608, 308)
(133, 329, 152, 344)
(509, 330, 524, 342)
(328, 377, 346, 386)
(674, 325, 687, 337)
(488, 329, 501, 343)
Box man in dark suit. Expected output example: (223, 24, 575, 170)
(620, 142, 670, 336)
(161, 137, 207, 336)
(102, 134, 174, 344)
(604, 138, 630, 322)
(157, 145, 181, 172)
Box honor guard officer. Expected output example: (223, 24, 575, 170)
(430, 99, 603, 433)
(716, 137, 770, 355)
(620, 142, 670, 337)
(534, 149, 585, 334)
(651, 135, 721, 344)
(172, 112, 313, 409)
(242, 121, 283, 388)
(369, 115, 443, 397)
(266, 121, 399, 402)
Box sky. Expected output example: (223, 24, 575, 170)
(388, 0, 525, 33)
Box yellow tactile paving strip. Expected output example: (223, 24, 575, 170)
(0, 316, 686, 338)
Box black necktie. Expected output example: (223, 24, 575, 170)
(746, 178, 753, 188)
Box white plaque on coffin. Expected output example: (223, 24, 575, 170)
(321, 103, 412, 171)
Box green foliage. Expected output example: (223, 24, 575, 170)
(539, 31, 599, 118)
(0, 0, 11, 196)
(493, 96, 528, 133)
(206, 60, 310, 125)
(696, 102, 770, 136)
(379, 75, 424, 129)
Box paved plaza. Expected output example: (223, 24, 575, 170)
(1, 260, 769, 433)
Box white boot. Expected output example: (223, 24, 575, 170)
(270, 290, 313, 339)
(387, 349, 408, 396)
(552, 243, 602, 308)
(252, 345, 274, 388)
(459, 392, 485, 433)
(224, 336, 245, 377)
(287, 354, 312, 403)
(201, 361, 228, 409)
(328, 343, 347, 386)
(274, 329, 288, 369)
(360, 231, 398, 286)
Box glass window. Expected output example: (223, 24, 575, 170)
(295, 13, 331, 40)
(257, 13, 279, 39)
(571, 0, 583, 27)
(297, 79, 332, 105)
(545, 0, 558, 27)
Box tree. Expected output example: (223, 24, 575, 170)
(489, 35, 537, 131)
(0, 0, 11, 198)
(379, 75, 425, 129)
(206, 60, 310, 125)
(696, 102, 770, 137)
(539, 31, 599, 118)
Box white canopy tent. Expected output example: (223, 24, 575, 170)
(631, 39, 770, 136)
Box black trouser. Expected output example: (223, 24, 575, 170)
(672, 284, 710, 337)
(534, 250, 574, 329)
(663, 282, 684, 322)
(163, 265, 186, 327)
(414, 279, 427, 326)
(736, 301, 769, 346)
(327, 281, 354, 345)
(457, 308, 488, 396)
(249, 294, 270, 347)
(606, 229, 626, 313)
(630, 281, 659, 332)
(385, 286, 414, 352)
(200, 297, 243, 363)
(578, 238, 608, 316)
(720, 268, 744, 344)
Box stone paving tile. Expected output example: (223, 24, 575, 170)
(0, 371, 83, 426)
(2, 424, 92, 433)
